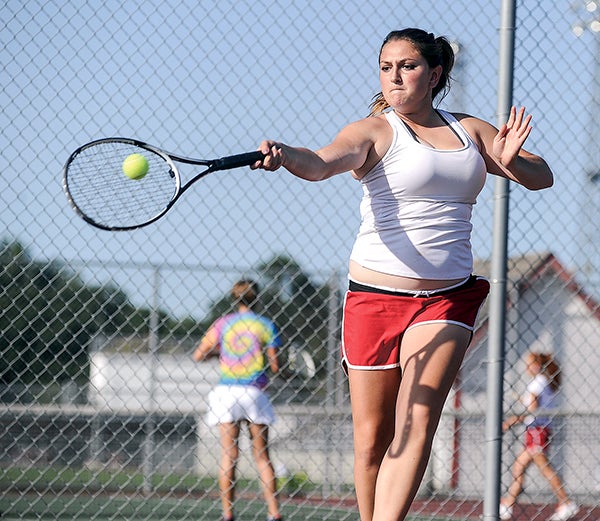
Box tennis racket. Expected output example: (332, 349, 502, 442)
(63, 137, 264, 231)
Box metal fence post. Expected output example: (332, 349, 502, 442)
(142, 265, 160, 495)
(483, 1, 516, 519)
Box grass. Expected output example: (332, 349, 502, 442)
(0, 465, 324, 497)
(0, 465, 355, 520)
(0, 465, 453, 520)
(0, 492, 358, 520)
(1, 493, 222, 519)
(0, 465, 214, 495)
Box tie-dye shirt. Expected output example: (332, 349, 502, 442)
(206, 311, 281, 389)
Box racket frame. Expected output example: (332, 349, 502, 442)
(63, 137, 263, 231)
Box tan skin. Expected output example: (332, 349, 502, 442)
(501, 356, 571, 512)
(193, 303, 281, 520)
(253, 38, 553, 521)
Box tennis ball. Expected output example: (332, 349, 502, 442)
(122, 153, 149, 180)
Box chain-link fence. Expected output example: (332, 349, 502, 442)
(2, 0, 600, 519)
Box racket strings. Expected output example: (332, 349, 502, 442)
(65, 142, 177, 229)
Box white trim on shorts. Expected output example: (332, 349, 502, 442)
(405, 318, 477, 332)
(341, 276, 488, 372)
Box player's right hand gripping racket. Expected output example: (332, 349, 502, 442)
(63, 137, 264, 231)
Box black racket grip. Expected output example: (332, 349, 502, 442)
(212, 151, 265, 171)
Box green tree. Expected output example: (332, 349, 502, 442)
(0, 240, 153, 392)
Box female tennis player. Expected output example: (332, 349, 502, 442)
(500, 352, 578, 521)
(193, 280, 283, 521)
(253, 27, 553, 521)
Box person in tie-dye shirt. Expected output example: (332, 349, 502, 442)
(193, 280, 282, 521)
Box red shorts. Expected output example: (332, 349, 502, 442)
(341, 276, 489, 371)
(525, 426, 551, 454)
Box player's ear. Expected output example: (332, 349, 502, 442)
(429, 65, 442, 88)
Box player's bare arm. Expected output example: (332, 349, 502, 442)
(255, 117, 388, 181)
(457, 107, 554, 190)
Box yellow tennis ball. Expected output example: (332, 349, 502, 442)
(122, 153, 149, 180)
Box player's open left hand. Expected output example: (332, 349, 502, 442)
(493, 106, 533, 168)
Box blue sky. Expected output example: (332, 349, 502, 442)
(2, 0, 598, 316)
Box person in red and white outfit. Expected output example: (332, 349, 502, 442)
(500, 352, 578, 521)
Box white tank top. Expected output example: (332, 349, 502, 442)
(349, 109, 487, 280)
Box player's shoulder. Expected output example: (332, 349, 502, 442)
(243, 310, 276, 326)
(341, 113, 390, 134)
(335, 114, 392, 154)
(450, 111, 478, 125)
(527, 373, 548, 393)
(452, 112, 497, 133)
(450, 112, 498, 150)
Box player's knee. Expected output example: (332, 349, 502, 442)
(355, 428, 390, 466)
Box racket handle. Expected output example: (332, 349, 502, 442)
(213, 151, 265, 171)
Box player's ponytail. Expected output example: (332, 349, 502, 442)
(434, 36, 454, 101)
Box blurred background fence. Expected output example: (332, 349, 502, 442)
(2, 0, 600, 519)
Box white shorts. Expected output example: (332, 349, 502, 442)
(206, 384, 276, 426)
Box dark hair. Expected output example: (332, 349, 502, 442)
(528, 352, 561, 392)
(369, 28, 455, 116)
(231, 279, 259, 308)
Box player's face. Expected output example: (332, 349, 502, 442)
(525, 356, 540, 375)
(379, 39, 441, 113)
